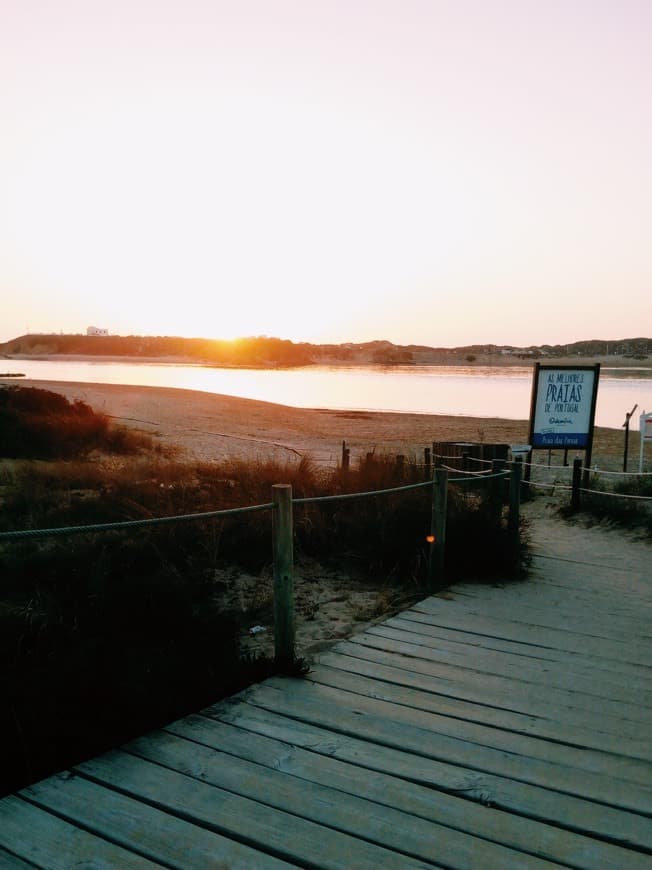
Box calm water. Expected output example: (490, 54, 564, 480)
(2, 360, 651, 430)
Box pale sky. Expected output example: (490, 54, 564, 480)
(1, 0, 650, 346)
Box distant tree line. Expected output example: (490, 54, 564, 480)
(0, 334, 316, 367)
(2, 333, 649, 365)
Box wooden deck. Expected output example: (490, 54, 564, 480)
(1, 513, 650, 868)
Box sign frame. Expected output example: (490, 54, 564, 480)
(640, 410, 652, 472)
(641, 411, 652, 442)
(528, 363, 600, 464)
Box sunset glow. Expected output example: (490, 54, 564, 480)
(2, 1, 650, 346)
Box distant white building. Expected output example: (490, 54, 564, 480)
(86, 326, 109, 336)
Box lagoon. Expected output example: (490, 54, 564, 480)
(3, 360, 651, 431)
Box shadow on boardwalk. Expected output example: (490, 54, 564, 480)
(1, 505, 650, 868)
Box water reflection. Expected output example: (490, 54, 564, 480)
(4, 361, 651, 430)
(601, 367, 652, 379)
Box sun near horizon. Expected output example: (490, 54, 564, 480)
(2, 1, 650, 347)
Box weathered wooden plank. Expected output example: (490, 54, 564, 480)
(168, 713, 647, 870)
(332, 640, 650, 740)
(385, 617, 652, 692)
(455, 568, 650, 602)
(411, 599, 652, 665)
(211, 697, 652, 853)
(529, 547, 649, 578)
(450, 580, 652, 616)
(410, 592, 651, 668)
(0, 517, 648, 870)
(332, 640, 652, 744)
(363, 624, 652, 705)
(125, 728, 550, 870)
(21, 772, 290, 869)
(414, 586, 652, 632)
(0, 794, 158, 868)
(316, 652, 652, 760)
(422, 591, 651, 641)
(526, 524, 649, 596)
(0, 848, 39, 869)
(344, 633, 652, 725)
(530, 580, 652, 617)
(393, 603, 643, 644)
(75, 750, 431, 869)
(455, 602, 651, 637)
(244, 680, 652, 817)
(406, 589, 652, 631)
(303, 664, 651, 784)
(385, 612, 652, 681)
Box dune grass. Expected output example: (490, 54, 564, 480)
(0, 387, 526, 795)
(559, 472, 652, 537)
(0, 385, 165, 459)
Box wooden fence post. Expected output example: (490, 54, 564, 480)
(341, 440, 350, 471)
(571, 458, 582, 513)
(508, 458, 521, 550)
(272, 484, 294, 667)
(428, 468, 448, 590)
(490, 458, 506, 511)
(424, 447, 431, 480)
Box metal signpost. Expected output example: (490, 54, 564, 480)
(622, 404, 638, 472)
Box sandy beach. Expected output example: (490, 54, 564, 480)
(13, 377, 630, 468)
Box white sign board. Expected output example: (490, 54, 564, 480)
(529, 365, 599, 450)
(641, 412, 652, 442)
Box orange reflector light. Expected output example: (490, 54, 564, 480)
(426, 534, 435, 543)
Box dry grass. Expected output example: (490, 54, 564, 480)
(0, 385, 172, 459)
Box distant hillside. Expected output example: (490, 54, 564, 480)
(0, 334, 315, 367)
(1, 333, 650, 367)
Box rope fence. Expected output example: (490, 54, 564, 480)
(440, 465, 494, 476)
(526, 481, 573, 492)
(436, 453, 492, 464)
(422, 444, 651, 512)
(1, 464, 517, 665)
(294, 478, 433, 506)
(521, 460, 652, 477)
(3, 430, 648, 663)
(580, 467, 652, 477)
(518, 454, 652, 512)
(0, 502, 274, 542)
(0, 471, 513, 541)
(578, 487, 652, 501)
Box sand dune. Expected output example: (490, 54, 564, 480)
(14, 377, 628, 469)
(16, 377, 529, 466)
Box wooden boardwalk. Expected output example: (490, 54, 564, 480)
(1, 513, 650, 868)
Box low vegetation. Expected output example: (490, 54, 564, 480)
(560, 473, 652, 537)
(0, 386, 163, 459)
(0, 387, 526, 795)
